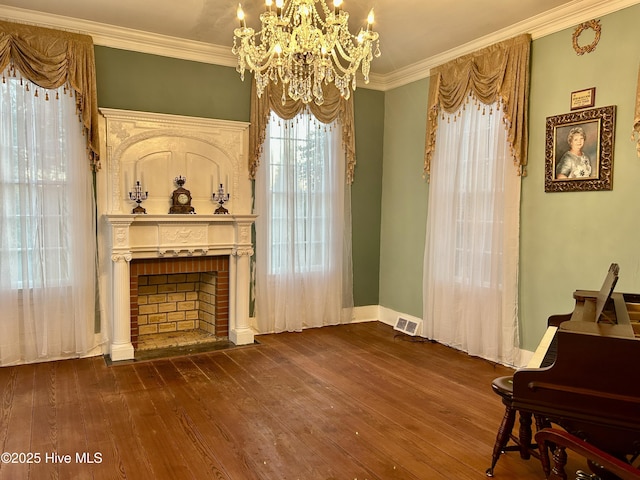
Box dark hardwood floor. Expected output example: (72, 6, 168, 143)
(0, 321, 587, 479)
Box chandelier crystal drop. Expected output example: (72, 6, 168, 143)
(232, 0, 381, 105)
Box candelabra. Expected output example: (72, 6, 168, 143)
(212, 183, 230, 214)
(129, 181, 148, 214)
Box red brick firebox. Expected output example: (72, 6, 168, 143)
(129, 256, 229, 349)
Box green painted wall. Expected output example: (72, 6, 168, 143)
(352, 88, 384, 306)
(94, 46, 384, 308)
(520, 5, 640, 351)
(379, 4, 640, 351)
(379, 79, 430, 317)
(95, 47, 251, 121)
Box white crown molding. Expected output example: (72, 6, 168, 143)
(0, 5, 238, 67)
(1, 0, 638, 91)
(380, 0, 640, 91)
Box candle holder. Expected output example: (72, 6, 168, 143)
(129, 180, 148, 214)
(212, 183, 230, 214)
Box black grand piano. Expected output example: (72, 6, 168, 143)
(512, 264, 640, 478)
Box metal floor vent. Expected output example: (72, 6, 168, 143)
(394, 316, 422, 336)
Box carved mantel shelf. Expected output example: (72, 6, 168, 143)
(105, 213, 257, 258)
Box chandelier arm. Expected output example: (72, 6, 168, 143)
(330, 46, 362, 75)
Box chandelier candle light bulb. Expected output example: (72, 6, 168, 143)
(232, 0, 381, 105)
(237, 4, 246, 27)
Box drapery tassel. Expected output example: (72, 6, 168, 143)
(55, 91, 59, 100)
(45, 92, 49, 101)
(25, 83, 29, 92)
(34, 89, 38, 98)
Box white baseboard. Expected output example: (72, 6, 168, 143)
(351, 305, 380, 323)
(253, 304, 534, 368)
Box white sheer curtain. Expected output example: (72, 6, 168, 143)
(254, 111, 353, 333)
(423, 99, 521, 366)
(0, 72, 99, 366)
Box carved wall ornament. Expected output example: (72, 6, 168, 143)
(233, 247, 255, 257)
(572, 19, 601, 56)
(111, 252, 132, 263)
(160, 225, 207, 245)
(114, 226, 129, 247)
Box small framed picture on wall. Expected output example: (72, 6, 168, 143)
(570, 87, 596, 110)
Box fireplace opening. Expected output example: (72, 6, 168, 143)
(129, 256, 229, 351)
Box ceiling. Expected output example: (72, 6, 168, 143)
(0, 0, 636, 89)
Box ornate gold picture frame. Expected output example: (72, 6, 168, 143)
(545, 105, 616, 193)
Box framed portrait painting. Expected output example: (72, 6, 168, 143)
(544, 105, 616, 192)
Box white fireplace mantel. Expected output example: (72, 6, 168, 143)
(97, 109, 256, 361)
(105, 213, 256, 361)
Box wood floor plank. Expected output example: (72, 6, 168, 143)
(132, 361, 229, 479)
(99, 364, 157, 479)
(215, 348, 382, 480)
(0, 366, 33, 480)
(114, 365, 195, 479)
(0, 322, 593, 480)
(231, 345, 429, 480)
(27, 362, 60, 480)
(157, 357, 261, 480)
(73, 357, 127, 480)
(174, 353, 311, 479)
(259, 331, 484, 479)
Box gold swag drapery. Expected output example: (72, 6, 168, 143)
(424, 34, 531, 178)
(249, 80, 357, 184)
(633, 65, 640, 157)
(0, 20, 100, 170)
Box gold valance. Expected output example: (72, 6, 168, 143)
(0, 20, 100, 170)
(424, 34, 531, 178)
(633, 64, 640, 157)
(249, 80, 356, 184)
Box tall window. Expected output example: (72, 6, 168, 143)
(423, 99, 521, 365)
(254, 111, 353, 333)
(0, 72, 98, 366)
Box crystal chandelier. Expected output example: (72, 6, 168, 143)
(232, 0, 381, 105)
